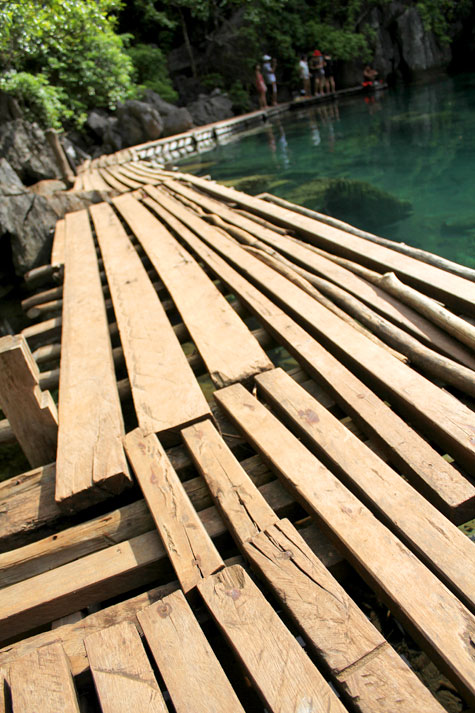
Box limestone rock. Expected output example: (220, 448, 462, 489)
(187, 91, 233, 126)
(0, 120, 60, 185)
(142, 90, 194, 136)
(115, 100, 163, 147)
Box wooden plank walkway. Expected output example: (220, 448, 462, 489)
(1, 163, 475, 713)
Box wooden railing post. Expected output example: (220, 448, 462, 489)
(0, 335, 57, 467)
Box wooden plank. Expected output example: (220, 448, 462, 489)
(113, 193, 273, 387)
(97, 167, 129, 192)
(21, 315, 62, 349)
(107, 165, 146, 189)
(139, 188, 475, 521)
(244, 519, 445, 713)
(50, 218, 65, 265)
(172, 172, 475, 315)
(182, 419, 278, 542)
(164, 180, 475, 369)
(198, 565, 348, 713)
(255, 368, 475, 611)
(0, 335, 57, 467)
(9, 643, 79, 713)
(87, 170, 111, 192)
(214, 384, 475, 704)
(85, 621, 167, 713)
(124, 428, 224, 593)
(56, 209, 130, 508)
(150, 192, 475, 470)
(90, 201, 210, 439)
(138, 589, 246, 713)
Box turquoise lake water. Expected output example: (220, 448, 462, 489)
(179, 74, 475, 269)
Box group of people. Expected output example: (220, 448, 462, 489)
(298, 50, 336, 98)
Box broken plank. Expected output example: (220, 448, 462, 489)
(113, 192, 272, 388)
(9, 642, 79, 713)
(255, 368, 475, 611)
(139, 188, 475, 521)
(198, 565, 348, 713)
(138, 589, 246, 713)
(0, 335, 57, 468)
(56, 209, 130, 508)
(182, 419, 278, 542)
(174, 172, 475, 315)
(124, 427, 224, 593)
(214, 383, 475, 705)
(85, 621, 167, 713)
(90, 201, 210, 439)
(244, 519, 445, 713)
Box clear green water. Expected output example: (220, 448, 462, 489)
(179, 73, 475, 268)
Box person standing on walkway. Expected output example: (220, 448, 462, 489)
(324, 53, 336, 93)
(262, 54, 278, 106)
(298, 54, 311, 97)
(309, 50, 325, 96)
(255, 64, 268, 109)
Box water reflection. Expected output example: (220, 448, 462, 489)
(180, 74, 475, 267)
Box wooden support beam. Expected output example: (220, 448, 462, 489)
(138, 589, 246, 713)
(113, 193, 273, 387)
(124, 428, 224, 593)
(56, 209, 131, 508)
(198, 565, 348, 713)
(214, 384, 475, 705)
(138, 189, 475, 522)
(50, 218, 65, 266)
(90, 201, 210, 440)
(0, 334, 57, 467)
(85, 621, 168, 713)
(9, 642, 79, 713)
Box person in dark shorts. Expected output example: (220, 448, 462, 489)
(323, 53, 335, 93)
(309, 49, 325, 96)
(262, 54, 278, 106)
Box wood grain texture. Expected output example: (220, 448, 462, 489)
(124, 427, 224, 592)
(138, 589, 246, 713)
(9, 642, 79, 713)
(198, 565, 348, 713)
(244, 519, 445, 713)
(214, 384, 475, 704)
(56, 209, 130, 508)
(50, 218, 65, 266)
(0, 335, 57, 467)
(147, 198, 474, 521)
(85, 621, 167, 713)
(173, 171, 475, 315)
(113, 192, 272, 387)
(156, 194, 475, 471)
(90, 200, 210, 438)
(165, 179, 475, 370)
(255, 368, 475, 611)
(182, 419, 278, 542)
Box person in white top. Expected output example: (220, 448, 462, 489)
(262, 54, 278, 106)
(298, 54, 311, 97)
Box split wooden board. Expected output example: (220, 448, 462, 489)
(113, 192, 272, 387)
(124, 427, 224, 593)
(90, 201, 210, 438)
(56, 209, 130, 508)
(139, 188, 475, 521)
(138, 589, 246, 713)
(214, 383, 475, 704)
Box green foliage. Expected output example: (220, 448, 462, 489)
(0, 0, 134, 128)
(416, 0, 472, 44)
(228, 80, 251, 114)
(0, 72, 69, 129)
(127, 43, 177, 102)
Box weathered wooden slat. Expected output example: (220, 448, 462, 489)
(87, 169, 112, 192)
(50, 218, 65, 266)
(124, 428, 224, 593)
(214, 384, 475, 704)
(85, 621, 168, 713)
(56, 209, 130, 508)
(182, 419, 278, 542)
(171, 172, 475, 315)
(198, 565, 348, 713)
(107, 165, 146, 189)
(0, 335, 57, 468)
(164, 179, 475, 369)
(90, 201, 210, 439)
(97, 167, 129, 192)
(244, 519, 445, 713)
(21, 315, 62, 349)
(113, 192, 273, 387)
(255, 368, 475, 610)
(9, 643, 79, 713)
(22, 286, 63, 313)
(153, 194, 475, 470)
(138, 589, 246, 713)
(138, 188, 475, 522)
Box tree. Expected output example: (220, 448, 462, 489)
(0, 0, 134, 128)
